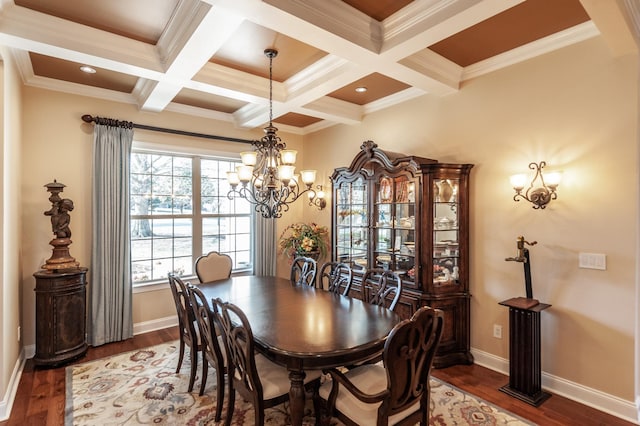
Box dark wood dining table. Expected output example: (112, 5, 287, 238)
(198, 275, 402, 426)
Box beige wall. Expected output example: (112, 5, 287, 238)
(7, 30, 637, 415)
(302, 36, 638, 400)
(1, 48, 23, 418)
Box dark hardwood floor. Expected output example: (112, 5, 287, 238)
(0, 327, 635, 426)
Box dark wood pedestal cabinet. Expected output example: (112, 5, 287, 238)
(33, 268, 88, 367)
(499, 297, 552, 406)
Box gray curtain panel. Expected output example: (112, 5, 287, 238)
(89, 123, 134, 346)
(253, 214, 276, 276)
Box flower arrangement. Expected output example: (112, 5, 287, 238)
(279, 222, 329, 260)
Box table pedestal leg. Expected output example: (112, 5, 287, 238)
(288, 370, 306, 426)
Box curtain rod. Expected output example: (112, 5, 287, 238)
(81, 114, 253, 145)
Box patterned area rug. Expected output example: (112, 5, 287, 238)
(65, 341, 536, 425)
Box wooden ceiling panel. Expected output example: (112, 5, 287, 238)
(328, 73, 411, 105)
(29, 52, 137, 93)
(274, 113, 323, 128)
(342, 0, 414, 21)
(429, 0, 590, 67)
(15, 0, 177, 44)
(173, 89, 247, 113)
(209, 22, 327, 82)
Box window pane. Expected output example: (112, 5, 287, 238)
(173, 157, 191, 176)
(131, 238, 151, 261)
(131, 173, 151, 195)
(152, 155, 172, 175)
(132, 260, 152, 283)
(131, 153, 152, 174)
(131, 195, 151, 215)
(236, 233, 251, 251)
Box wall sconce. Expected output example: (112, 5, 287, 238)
(510, 161, 562, 209)
(308, 185, 327, 210)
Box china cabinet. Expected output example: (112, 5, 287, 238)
(331, 141, 473, 367)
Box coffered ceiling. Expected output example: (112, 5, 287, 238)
(0, 0, 637, 134)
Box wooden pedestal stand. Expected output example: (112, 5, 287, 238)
(34, 180, 87, 367)
(499, 297, 552, 406)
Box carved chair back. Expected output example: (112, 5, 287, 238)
(290, 256, 318, 287)
(319, 262, 353, 296)
(362, 268, 403, 311)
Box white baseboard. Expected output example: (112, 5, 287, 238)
(471, 347, 639, 425)
(133, 315, 177, 336)
(0, 346, 27, 421)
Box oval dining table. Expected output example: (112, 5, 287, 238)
(197, 274, 402, 426)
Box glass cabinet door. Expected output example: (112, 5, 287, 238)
(373, 175, 417, 284)
(433, 178, 460, 286)
(335, 178, 368, 270)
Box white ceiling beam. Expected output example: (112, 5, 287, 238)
(139, 2, 245, 112)
(299, 97, 363, 125)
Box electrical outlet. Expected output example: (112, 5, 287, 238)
(493, 324, 502, 339)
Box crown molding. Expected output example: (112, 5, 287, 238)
(463, 21, 599, 81)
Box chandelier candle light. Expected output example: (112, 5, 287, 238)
(226, 48, 318, 218)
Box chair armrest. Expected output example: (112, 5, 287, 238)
(324, 368, 388, 405)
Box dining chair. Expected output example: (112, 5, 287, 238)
(290, 256, 318, 287)
(211, 297, 322, 426)
(317, 306, 444, 426)
(361, 268, 403, 312)
(195, 251, 233, 283)
(318, 261, 352, 296)
(167, 273, 201, 392)
(186, 283, 227, 422)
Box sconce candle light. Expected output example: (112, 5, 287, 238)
(308, 185, 327, 210)
(510, 161, 561, 209)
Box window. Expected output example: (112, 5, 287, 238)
(130, 151, 251, 284)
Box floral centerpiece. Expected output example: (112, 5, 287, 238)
(279, 222, 329, 261)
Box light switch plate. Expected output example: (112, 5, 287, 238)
(579, 252, 606, 270)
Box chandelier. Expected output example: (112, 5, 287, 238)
(226, 48, 318, 219)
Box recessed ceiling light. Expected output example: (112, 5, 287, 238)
(355, 86, 367, 93)
(80, 65, 96, 74)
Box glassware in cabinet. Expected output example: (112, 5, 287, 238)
(335, 178, 368, 267)
(433, 177, 460, 286)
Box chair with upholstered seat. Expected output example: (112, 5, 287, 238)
(290, 256, 318, 287)
(186, 283, 227, 421)
(211, 297, 322, 426)
(195, 251, 233, 283)
(361, 268, 403, 312)
(167, 273, 201, 392)
(317, 306, 444, 426)
(318, 262, 352, 296)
